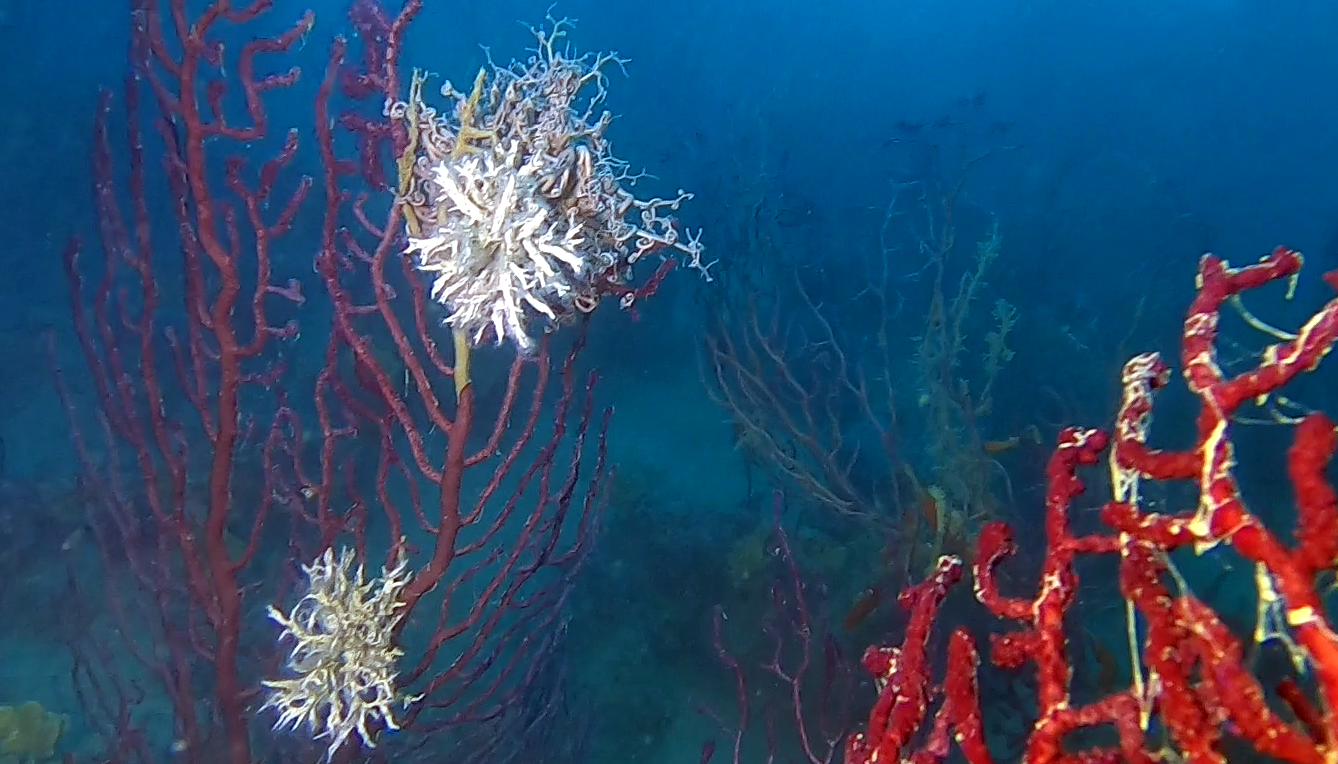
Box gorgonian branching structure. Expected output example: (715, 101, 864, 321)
(395, 18, 710, 352)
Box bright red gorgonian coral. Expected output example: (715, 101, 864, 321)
(847, 246, 1338, 764)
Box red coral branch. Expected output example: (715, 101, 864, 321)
(845, 555, 962, 764)
(705, 493, 857, 764)
(305, 0, 608, 749)
(846, 247, 1338, 764)
(58, 0, 605, 760)
(57, 3, 315, 762)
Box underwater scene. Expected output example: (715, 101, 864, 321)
(1, 0, 1338, 763)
